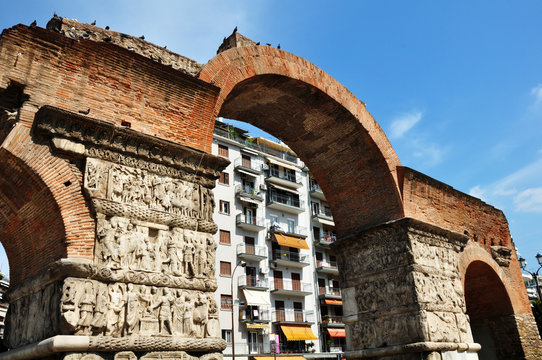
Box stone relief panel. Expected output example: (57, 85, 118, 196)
(4, 282, 62, 349)
(412, 272, 465, 313)
(62, 351, 223, 360)
(410, 237, 459, 273)
(60, 278, 220, 339)
(94, 216, 216, 286)
(347, 312, 425, 349)
(355, 273, 416, 313)
(334, 229, 413, 287)
(85, 158, 216, 233)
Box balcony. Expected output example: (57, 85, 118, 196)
(269, 225, 307, 239)
(271, 279, 312, 296)
(238, 275, 269, 291)
(234, 157, 263, 175)
(270, 249, 310, 268)
(236, 214, 266, 232)
(237, 244, 268, 262)
(272, 309, 315, 324)
(239, 306, 270, 323)
(318, 287, 342, 300)
(265, 168, 303, 190)
(267, 192, 305, 214)
(235, 185, 264, 203)
(314, 233, 337, 248)
(321, 315, 345, 328)
(311, 207, 335, 226)
(309, 183, 326, 201)
(315, 260, 339, 275)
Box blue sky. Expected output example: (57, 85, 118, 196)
(1, 1, 542, 276)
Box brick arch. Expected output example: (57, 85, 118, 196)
(0, 124, 95, 285)
(459, 242, 531, 314)
(200, 46, 404, 233)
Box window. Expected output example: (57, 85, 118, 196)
(220, 230, 231, 244)
(218, 144, 228, 157)
(221, 294, 233, 310)
(242, 154, 252, 168)
(287, 219, 295, 233)
(220, 261, 232, 276)
(222, 329, 232, 343)
(219, 200, 230, 214)
(219, 171, 229, 185)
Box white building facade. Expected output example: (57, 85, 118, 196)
(211, 121, 345, 360)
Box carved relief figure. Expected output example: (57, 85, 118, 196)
(77, 281, 96, 335)
(153, 288, 175, 335)
(106, 284, 125, 337)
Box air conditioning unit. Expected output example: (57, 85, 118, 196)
(260, 266, 268, 274)
(260, 184, 267, 191)
(261, 164, 269, 170)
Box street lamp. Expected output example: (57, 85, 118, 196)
(519, 253, 542, 300)
(231, 260, 246, 360)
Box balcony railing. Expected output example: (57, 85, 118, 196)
(312, 207, 333, 218)
(272, 309, 315, 323)
(316, 260, 337, 268)
(238, 275, 269, 289)
(270, 225, 307, 238)
(234, 158, 263, 174)
(315, 233, 337, 247)
(268, 168, 298, 183)
(271, 249, 309, 264)
(267, 192, 303, 209)
(272, 278, 312, 292)
(322, 315, 344, 325)
(239, 306, 270, 322)
(236, 214, 266, 229)
(235, 185, 264, 201)
(318, 287, 342, 297)
(237, 244, 267, 258)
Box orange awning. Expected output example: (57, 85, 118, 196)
(281, 325, 318, 341)
(327, 328, 346, 338)
(324, 299, 343, 305)
(275, 233, 309, 250)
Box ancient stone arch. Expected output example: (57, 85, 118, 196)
(0, 18, 540, 360)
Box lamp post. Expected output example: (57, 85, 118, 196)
(231, 260, 246, 360)
(518, 253, 542, 300)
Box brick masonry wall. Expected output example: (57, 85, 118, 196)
(0, 25, 219, 152)
(0, 24, 221, 283)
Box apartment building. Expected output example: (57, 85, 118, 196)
(211, 120, 345, 359)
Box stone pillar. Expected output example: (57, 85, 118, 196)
(333, 218, 480, 360)
(2, 106, 229, 360)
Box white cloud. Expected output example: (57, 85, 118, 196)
(389, 111, 422, 139)
(531, 84, 542, 105)
(411, 140, 446, 167)
(514, 188, 542, 213)
(469, 185, 485, 199)
(468, 157, 542, 213)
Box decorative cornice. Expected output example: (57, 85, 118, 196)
(6, 259, 217, 301)
(33, 106, 229, 184)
